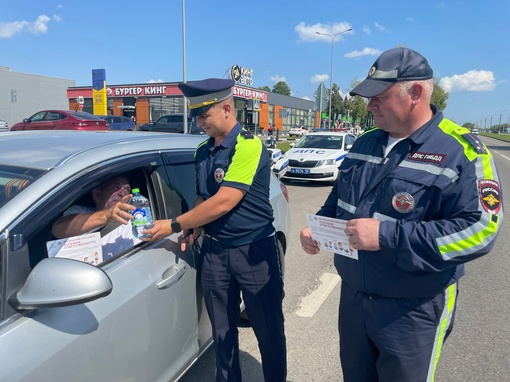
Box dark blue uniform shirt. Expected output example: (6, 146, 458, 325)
(195, 122, 275, 247)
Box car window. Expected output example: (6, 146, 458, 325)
(29, 112, 46, 122)
(0, 166, 45, 208)
(157, 116, 169, 123)
(45, 112, 61, 121)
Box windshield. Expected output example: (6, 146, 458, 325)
(0, 166, 46, 208)
(294, 135, 344, 150)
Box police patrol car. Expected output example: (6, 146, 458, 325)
(282, 131, 356, 183)
(264, 136, 289, 179)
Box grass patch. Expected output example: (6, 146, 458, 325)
(277, 141, 292, 153)
(481, 133, 510, 142)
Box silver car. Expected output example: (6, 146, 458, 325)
(0, 119, 8, 132)
(0, 130, 290, 381)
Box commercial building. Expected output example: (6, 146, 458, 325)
(0, 66, 75, 126)
(67, 81, 317, 133)
(1, 64, 319, 132)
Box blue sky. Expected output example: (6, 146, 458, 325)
(1, 0, 509, 126)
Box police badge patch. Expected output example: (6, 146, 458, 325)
(392, 192, 415, 213)
(478, 179, 501, 214)
(214, 168, 225, 183)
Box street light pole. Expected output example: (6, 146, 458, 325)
(316, 28, 352, 130)
(182, 0, 188, 133)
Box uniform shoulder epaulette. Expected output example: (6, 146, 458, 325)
(240, 129, 254, 139)
(461, 132, 488, 154)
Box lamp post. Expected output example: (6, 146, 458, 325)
(182, 0, 188, 133)
(316, 28, 352, 129)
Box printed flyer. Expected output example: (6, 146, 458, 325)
(305, 213, 358, 259)
(46, 232, 103, 265)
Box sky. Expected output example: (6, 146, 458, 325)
(1, 0, 509, 127)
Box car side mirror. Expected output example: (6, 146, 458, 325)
(9, 257, 112, 310)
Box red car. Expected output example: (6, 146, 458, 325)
(10, 110, 109, 131)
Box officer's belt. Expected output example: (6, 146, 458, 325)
(203, 233, 220, 242)
(203, 231, 275, 243)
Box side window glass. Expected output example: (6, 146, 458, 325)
(12, 163, 158, 270)
(160, 151, 196, 218)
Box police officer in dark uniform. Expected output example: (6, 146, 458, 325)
(300, 48, 503, 381)
(143, 78, 287, 382)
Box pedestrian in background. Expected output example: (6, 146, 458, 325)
(142, 78, 287, 382)
(300, 47, 503, 382)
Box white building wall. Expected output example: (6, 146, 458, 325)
(0, 66, 75, 126)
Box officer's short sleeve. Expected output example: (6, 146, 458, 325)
(223, 136, 262, 189)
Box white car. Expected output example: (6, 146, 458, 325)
(472, 128, 479, 135)
(282, 132, 356, 183)
(288, 126, 308, 137)
(0, 119, 8, 132)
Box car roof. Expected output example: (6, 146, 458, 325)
(304, 131, 351, 136)
(0, 130, 207, 170)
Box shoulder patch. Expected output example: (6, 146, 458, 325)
(461, 133, 488, 154)
(240, 129, 254, 139)
(478, 179, 501, 214)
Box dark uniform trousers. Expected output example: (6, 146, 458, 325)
(201, 234, 287, 382)
(338, 281, 458, 382)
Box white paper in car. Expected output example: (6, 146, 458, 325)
(46, 232, 103, 265)
(305, 213, 358, 260)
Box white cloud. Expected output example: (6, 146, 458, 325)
(0, 15, 51, 38)
(147, 79, 165, 83)
(374, 22, 389, 32)
(295, 21, 353, 42)
(362, 25, 371, 35)
(53, 15, 63, 22)
(310, 74, 329, 83)
(345, 47, 382, 59)
(439, 70, 496, 92)
(271, 75, 286, 83)
(406, 17, 415, 22)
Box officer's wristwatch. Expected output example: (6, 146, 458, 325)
(171, 219, 182, 233)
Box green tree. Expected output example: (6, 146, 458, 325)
(463, 122, 475, 130)
(258, 85, 271, 92)
(431, 81, 448, 110)
(272, 81, 291, 96)
(329, 83, 344, 121)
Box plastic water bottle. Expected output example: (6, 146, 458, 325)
(128, 188, 153, 239)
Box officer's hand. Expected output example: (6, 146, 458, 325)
(140, 219, 172, 242)
(180, 227, 201, 251)
(109, 194, 135, 225)
(300, 227, 320, 254)
(344, 218, 380, 251)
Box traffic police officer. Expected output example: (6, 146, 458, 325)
(300, 48, 503, 381)
(143, 78, 287, 382)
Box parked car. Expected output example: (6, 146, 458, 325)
(282, 131, 356, 183)
(472, 128, 479, 135)
(138, 114, 203, 134)
(0, 130, 289, 381)
(0, 119, 8, 132)
(288, 126, 308, 137)
(10, 110, 109, 131)
(98, 115, 136, 131)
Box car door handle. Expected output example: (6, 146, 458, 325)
(156, 264, 187, 289)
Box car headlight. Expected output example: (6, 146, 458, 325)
(317, 159, 336, 166)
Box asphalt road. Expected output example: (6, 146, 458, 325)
(180, 135, 510, 382)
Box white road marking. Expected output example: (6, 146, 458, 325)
(296, 272, 340, 318)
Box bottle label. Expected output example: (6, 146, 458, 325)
(132, 208, 150, 226)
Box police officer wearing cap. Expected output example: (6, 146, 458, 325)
(142, 78, 286, 382)
(300, 47, 503, 381)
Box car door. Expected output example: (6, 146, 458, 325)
(0, 153, 202, 381)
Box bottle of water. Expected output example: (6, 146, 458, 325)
(128, 188, 153, 239)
